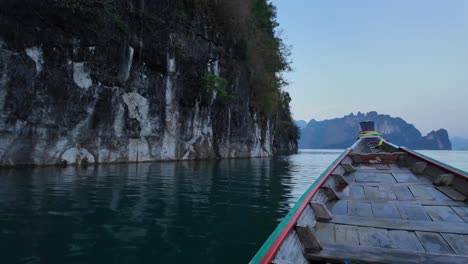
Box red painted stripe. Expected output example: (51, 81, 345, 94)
(401, 148, 468, 180)
(260, 149, 352, 264)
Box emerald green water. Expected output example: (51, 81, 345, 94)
(2, 150, 467, 263)
(0, 150, 341, 264)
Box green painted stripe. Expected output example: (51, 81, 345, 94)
(402, 147, 468, 176)
(249, 149, 349, 264)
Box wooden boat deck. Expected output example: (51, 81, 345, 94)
(303, 155, 468, 263)
(252, 132, 468, 264)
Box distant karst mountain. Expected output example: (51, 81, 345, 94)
(295, 120, 307, 129)
(299, 112, 452, 150)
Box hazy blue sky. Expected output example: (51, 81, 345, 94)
(272, 0, 468, 137)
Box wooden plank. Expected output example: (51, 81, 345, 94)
(409, 186, 434, 200)
(411, 162, 427, 174)
(436, 186, 465, 201)
(392, 172, 420, 183)
(378, 186, 397, 200)
(358, 227, 392, 248)
(396, 204, 431, 221)
(330, 215, 468, 234)
(433, 174, 454, 186)
(388, 230, 424, 251)
(305, 242, 468, 264)
(424, 206, 465, 223)
(393, 186, 415, 201)
(375, 164, 390, 170)
(273, 231, 308, 264)
(334, 224, 359, 245)
(342, 198, 465, 207)
(313, 222, 335, 243)
(310, 202, 333, 221)
(364, 186, 381, 200)
(415, 231, 454, 254)
(354, 182, 432, 187)
(341, 163, 356, 173)
(452, 177, 468, 197)
(441, 233, 468, 255)
(426, 187, 453, 201)
(349, 186, 366, 200)
(348, 201, 372, 217)
(328, 200, 347, 216)
(372, 202, 401, 219)
(355, 172, 397, 183)
(296, 226, 322, 253)
(451, 206, 468, 222)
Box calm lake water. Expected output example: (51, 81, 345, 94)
(0, 149, 467, 263)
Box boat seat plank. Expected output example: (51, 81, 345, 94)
(328, 200, 347, 216)
(441, 233, 468, 255)
(355, 172, 397, 183)
(415, 231, 454, 254)
(372, 202, 401, 219)
(313, 222, 335, 243)
(451, 206, 468, 222)
(424, 206, 465, 223)
(348, 201, 372, 217)
(375, 164, 390, 170)
(334, 224, 359, 245)
(329, 215, 468, 234)
(342, 198, 465, 206)
(392, 172, 420, 183)
(358, 227, 392, 248)
(305, 242, 468, 264)
(388, 230, 424, 251)
(426, 187, 453, 201)
(349, 186, 365, 199)
(392, 186, 415, 201)
(436, 186, 465, 201)
(396, 204, 431, 221)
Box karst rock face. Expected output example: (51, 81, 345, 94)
(0, 0, 297, 167)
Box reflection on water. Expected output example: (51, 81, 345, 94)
(0, 151, 342, 264)
(1, 149, 465, 263)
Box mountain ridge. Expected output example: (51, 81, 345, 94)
(299, 112, 451, 150)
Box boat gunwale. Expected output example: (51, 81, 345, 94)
(250, 148, 352, 264)
(400, 147, 468, 179)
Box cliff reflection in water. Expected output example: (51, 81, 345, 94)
(0, 153, 340, 264)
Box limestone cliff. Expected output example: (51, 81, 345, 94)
(0, 0, 298, 167)
(299, 112, 452, 150)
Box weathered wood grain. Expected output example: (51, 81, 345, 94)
(296, 226, 322, 253)
(310, 202, 333, 221)
(330, 215, 468, 234)
(441, 233, 468, 255)
(392, 186, 415, 201)
(392, 172, 420, 183)
(328, 200, 347, 216)
(358, 227, 392, 248)
(451, 206, 468, 222)
(436, 186, 465, 201)
(305, 242, 468, 264)
(355, 172, 397, 183)
(372, 202, 401, 219)
(313, 222, 335, 243)
(349, 186, 366, 200)
(409, 186, 434, 200)
(424, 206, 465, 223)
(387, 230, 424, 251)
(415, 231, 454, 254)
(335, 224, 359, 245)
(396, 204, 431, 221)
(433, 174, 454, 186)
(348, 201, 373, 217)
